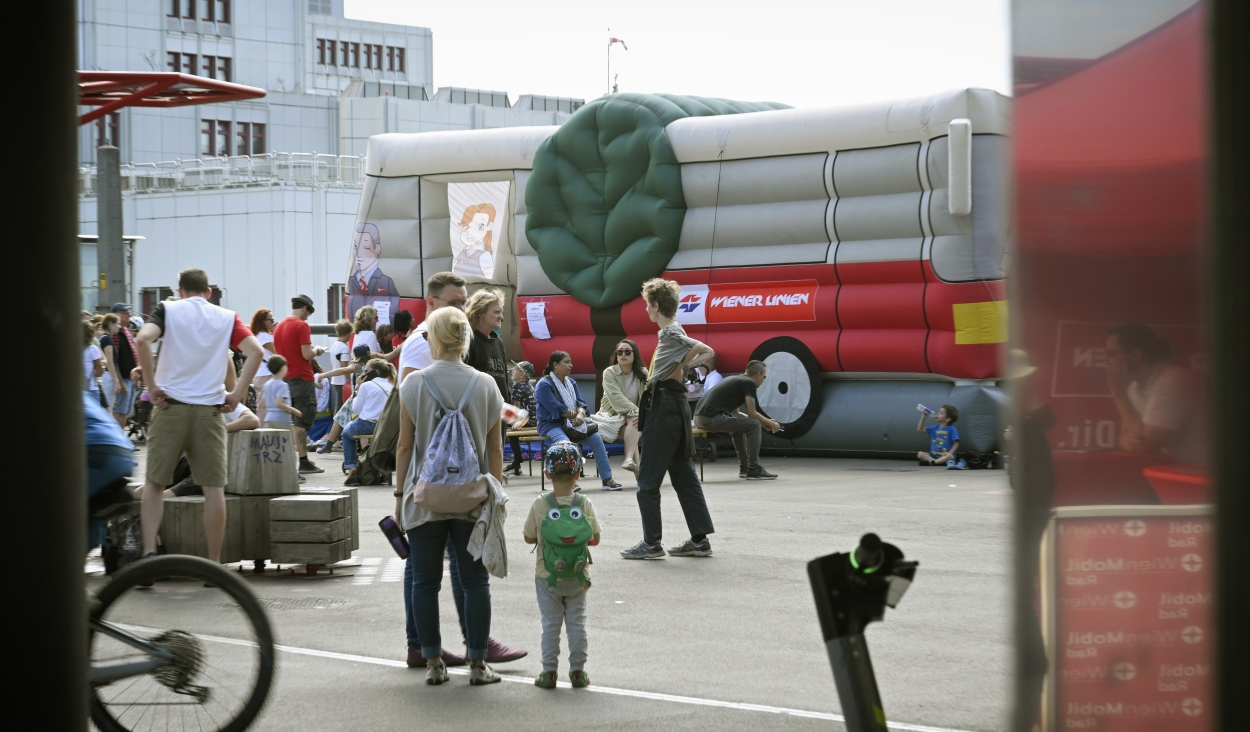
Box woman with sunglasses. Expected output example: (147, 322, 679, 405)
(597, 339, 647, 474)
(249, 308, 278, 422)
(535, 352, 623, 490)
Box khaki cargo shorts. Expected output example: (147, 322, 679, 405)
(145, 403, 228, 487)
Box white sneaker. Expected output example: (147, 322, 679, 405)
(469, 662, 501, 685)
(426, 661, 449, 685)
(621, 459, 639, 475)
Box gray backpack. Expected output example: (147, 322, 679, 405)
(411, 374, 489, 513)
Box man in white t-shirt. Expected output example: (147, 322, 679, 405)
(1106, 323, 1206, 465)
(399, 271, 468, 381)
(135, 268, 265, 564)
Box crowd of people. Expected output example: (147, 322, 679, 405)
(84, 266, 815, 690)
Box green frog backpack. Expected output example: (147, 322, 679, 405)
(540, 493, 593, 588)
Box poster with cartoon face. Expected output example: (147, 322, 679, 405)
(448, 181, 510, 281)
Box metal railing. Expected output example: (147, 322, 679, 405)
(78, 153, 366, 194)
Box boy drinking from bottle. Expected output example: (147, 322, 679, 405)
(524, 441, 601, 689)
(917, 404, 965, 469)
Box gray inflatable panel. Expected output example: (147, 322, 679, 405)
(832, 144, 922, 198)
(834, 192, 923, 242)
(361, 176, 420, 221)
(680, 154, 828, 207)
(759, 380, 1004, 456)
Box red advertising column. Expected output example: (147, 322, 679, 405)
(1045, 506, 1212, 731)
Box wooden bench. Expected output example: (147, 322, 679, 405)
(506, 427, 605, 491)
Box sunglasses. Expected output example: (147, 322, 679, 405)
(616, 349, 633, 356)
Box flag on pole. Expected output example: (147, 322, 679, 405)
(609, 37, 628, 50)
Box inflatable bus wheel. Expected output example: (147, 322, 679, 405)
(749, 337, 822, 440)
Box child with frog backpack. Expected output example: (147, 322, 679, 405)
(523, 441, 602, 689)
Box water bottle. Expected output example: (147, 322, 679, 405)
(916, 404, 933, 414)
(378, 515, 409, 559)
(501, 404, 529, 427)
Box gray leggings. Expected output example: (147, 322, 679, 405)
(535, 578, 588, 672)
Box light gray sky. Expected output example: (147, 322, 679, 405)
(344, 0, 1012, 109)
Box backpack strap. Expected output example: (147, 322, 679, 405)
(542, 492, 558, 510)
(456, 374, 478, 411)
(573, 494, 584, 509)
(421, 373, 451, 411)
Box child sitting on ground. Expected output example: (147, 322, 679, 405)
(506, 361, 537, 475)
(523, 441, 601, 689)
(916, 404, 966, 469)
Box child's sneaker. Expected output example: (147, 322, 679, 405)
(946, 460, 959, 470)
(570, 670, 590, 688)
(535, 671, 558, 689)
(468, 662, 501, 685)
(956, 459, 969, 470)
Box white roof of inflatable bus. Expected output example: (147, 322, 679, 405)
(365, 126, 559, 178)
(666, 88, 1009, 163)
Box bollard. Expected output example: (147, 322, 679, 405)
(808, 533, 918, 732)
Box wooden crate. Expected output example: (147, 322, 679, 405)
(227, 429, 300, 496)
(237, 496, 274, 561)
(270, 518, 351, 544)
(300, 486, 360, 550)
(269, 495, 350, 522)
(158, 495, 242, 563)
(270, 539, 352, 565)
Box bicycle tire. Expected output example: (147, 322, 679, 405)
(90, 555, 276, 732)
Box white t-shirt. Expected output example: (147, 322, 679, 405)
(329, 339, 351, 385)
(398, 321, 433, 374)
(353, 379, 394, 421)
(263, 379, 292, 424)
(256, 332, 275, 377)
(83, 344, 102, 391)
(315, 378, 330, 413)
(1127, 363, 1206, 465)
(354, 330, 380, 356)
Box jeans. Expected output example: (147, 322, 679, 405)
(543, 426, 610, 480)
(341, 418, 376, 469)
(407, 520, 491, 660)
(693, 411, 762, 469)
(87, 445, 134, 550)
(404, 536, 468, 651)
(535, 578, 588, 673)
(637, 389, 715, 545)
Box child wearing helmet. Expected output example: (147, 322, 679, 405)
(523, 441, 602, 689)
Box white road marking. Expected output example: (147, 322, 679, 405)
(185, 630, 975, 732)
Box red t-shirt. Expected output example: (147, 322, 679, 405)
(273, 316, 314, 381)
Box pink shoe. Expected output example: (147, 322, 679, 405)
(407, 647, 468, 668)
(485, 637, 528, 664)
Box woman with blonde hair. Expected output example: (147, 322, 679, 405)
(353, 305, 381, 355)
(395, 305, 504, 686)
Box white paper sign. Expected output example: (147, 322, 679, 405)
(373, 299, 391, 325)
(526, 301, 550, 340)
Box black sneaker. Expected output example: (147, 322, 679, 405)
(667, 539, 712, 557)
(746, 467, 778, 480)
(739, 466, 748, 479)
(299, 459, 325, 474)
(620, 540, 666, 560)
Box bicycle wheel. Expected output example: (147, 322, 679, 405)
(90, 555, 276, 732)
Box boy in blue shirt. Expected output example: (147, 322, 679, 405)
(917, 404, 966, 469)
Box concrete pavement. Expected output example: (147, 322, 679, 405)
(96, 443, 1012, 731)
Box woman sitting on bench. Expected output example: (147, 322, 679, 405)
(590, 339, 647, 475)
(534, 351, 622, 491)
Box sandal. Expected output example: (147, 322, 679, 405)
(601, 478, 622, 491)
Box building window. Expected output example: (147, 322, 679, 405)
(395, 47, 404, 73)
(167, 0, 179, 17)
(373, 45, 382, 70)
(309, 0, 332, 14)
(141, 287, 174, 318)
(167, 51, 180, 72)
(216, 0, 229, 23)
(251, 123, 266, 155)
(181, 0, 195, 19)
(95, 113, 120, 148)
(202, 55, 215, 77)
(182, 53, 196, 76)
(327, 284, 345, 323)
(215, 121, 230, 158)
(362, 45, 372, 70)
(351, 42, 360, 68)
(218, 57, 231, 82)
(199, 55, 231, 81)
(317, 38, 325, 65)
(386, 46, 393, 71)
(327, 40, 337, 67)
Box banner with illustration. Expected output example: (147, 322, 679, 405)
(448, 181, 510, 281)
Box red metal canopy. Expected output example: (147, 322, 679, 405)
(79, 71, 266, 126)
